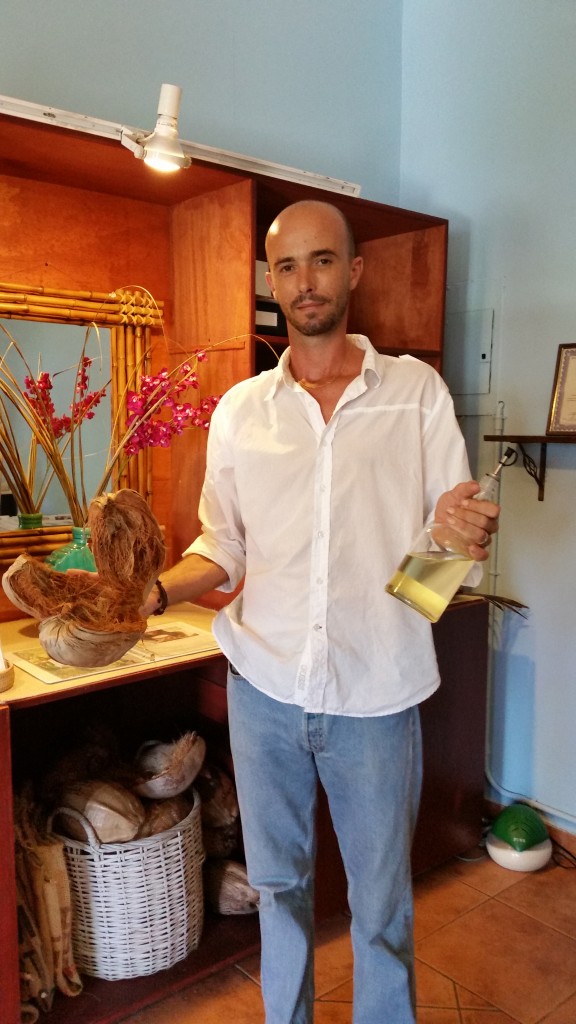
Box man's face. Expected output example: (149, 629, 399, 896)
(265, 204, 363, 338)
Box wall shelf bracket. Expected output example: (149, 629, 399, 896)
(484, 433, 576, 501)
(517, 442, 547, 501)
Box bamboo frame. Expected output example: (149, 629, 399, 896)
(111, 323, 152, 498)
(0, 282, 162, 549)
(0, 526, 73, 574)
(0, 283, 163, 327)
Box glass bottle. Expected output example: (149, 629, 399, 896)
(18, 512, 43, 529)
(45, 525, 97, 573)
(385, 448, 515, 623)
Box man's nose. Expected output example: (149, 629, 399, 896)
(295, 265, 314, 293)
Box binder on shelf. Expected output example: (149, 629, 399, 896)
(255, 297, 287, 336)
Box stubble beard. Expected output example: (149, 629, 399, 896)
(283, 290, 350, 338)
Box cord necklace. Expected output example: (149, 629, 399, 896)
(294, 347, 348, 391)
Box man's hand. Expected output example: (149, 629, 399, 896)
(434, 481, 500, 561)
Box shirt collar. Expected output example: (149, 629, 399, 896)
(265, 334, 381, 401)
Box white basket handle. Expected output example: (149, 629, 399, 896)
(48, 806, 103, 848)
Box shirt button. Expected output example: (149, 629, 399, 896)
(313, 623, 322, 631)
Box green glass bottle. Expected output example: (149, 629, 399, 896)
(45, 526, 97, 573)
(18, 512, 43, 530)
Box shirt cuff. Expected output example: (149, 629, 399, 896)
(182, 537, 244, 592)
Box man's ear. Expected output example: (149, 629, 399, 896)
(265, 270, 276, 298)
(349, 255, 364, 292)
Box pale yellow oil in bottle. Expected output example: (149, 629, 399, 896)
(385, 550, 473, 623)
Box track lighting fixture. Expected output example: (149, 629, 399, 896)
(120, 84, 191, 173)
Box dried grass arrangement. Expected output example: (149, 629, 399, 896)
(2, 488, 165, 666)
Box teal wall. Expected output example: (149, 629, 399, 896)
(0, 0, 402, 201)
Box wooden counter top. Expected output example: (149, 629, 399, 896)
(0, 602, 220, 707)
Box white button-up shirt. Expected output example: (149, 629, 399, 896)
(186, 335, 480, 716)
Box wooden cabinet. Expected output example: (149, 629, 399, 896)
(0, 599, 488, 1024)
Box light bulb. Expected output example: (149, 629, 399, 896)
(141, 84, 190, 173)
(143, 126, 186, 173)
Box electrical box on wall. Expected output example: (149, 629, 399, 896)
(443, 306, 495, 416)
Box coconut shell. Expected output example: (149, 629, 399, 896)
(202, 821, 239, 859)
(136, 795, 193, 838)
(39, 617, 144, 667)
(55, 780, 146, 843)
(133, 732, 206, 799)
(204, 859, 260, 915)
(194, 762, 239, 828)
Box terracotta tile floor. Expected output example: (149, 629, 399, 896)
(123, 846, 576, 1024)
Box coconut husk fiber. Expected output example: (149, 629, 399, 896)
(2, 489, 165, 667)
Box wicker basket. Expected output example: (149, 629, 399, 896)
(50, 790, 205, 980)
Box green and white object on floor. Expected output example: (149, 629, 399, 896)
(486, 803, 552, 872)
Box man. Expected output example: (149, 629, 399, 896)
(143, 201, 499, 1023)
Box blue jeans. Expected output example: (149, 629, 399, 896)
(227, 669, 423, 1024)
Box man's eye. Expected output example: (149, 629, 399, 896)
(278, 264, 294, 273)
(316, 257, 332, 266)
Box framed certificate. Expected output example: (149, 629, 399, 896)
(546, 344, 576, 435)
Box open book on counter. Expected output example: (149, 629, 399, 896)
(9, 619, 220, 685)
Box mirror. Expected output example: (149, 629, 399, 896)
(0, 320, 111, 522)
(0, 281, 163, 563)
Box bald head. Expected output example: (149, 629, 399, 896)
(265, 201, 356, 263)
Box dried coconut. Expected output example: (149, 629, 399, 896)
(133, 732, 206, 799)
(194, 762, 239, 829)
(1, 489, 165, 667)
(204, 859, 260, 915)
(136, 795, 193, 838)
(55, 780, 146, 844)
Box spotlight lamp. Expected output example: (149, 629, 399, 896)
(120, 84, 191, 173)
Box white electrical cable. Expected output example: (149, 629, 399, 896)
(483, 402, 576, 831)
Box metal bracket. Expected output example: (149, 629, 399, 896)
(516, 442, 547, 501)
